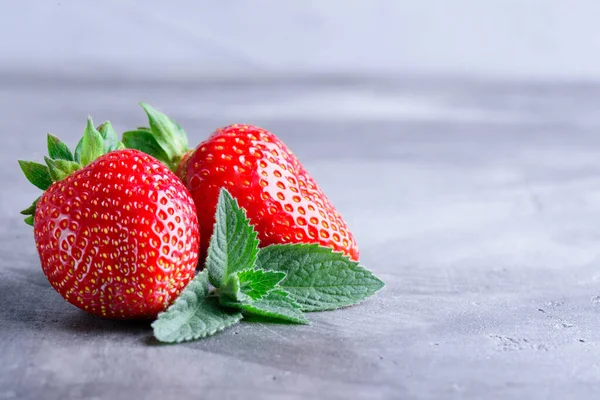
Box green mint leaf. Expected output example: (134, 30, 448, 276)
(218, 274, 250, 305)
(80, 117, 105, 166)
(256, 244, 385, 311)
(238, 269, 286, 300)
(139, 102, 189, 171)
(217, 269, 284, 305)
(44, 157, 80, 182)
(47, 134, 74, 161)
(97, 121, 120, 153)
(206, 188, 259, 288)
(239, 289, 309, 324)
(216, 269, 305, 324)
(18, 161, 52, 190)
(20, 196, 41, 216)
(122, 130, 170, 165)
(152, 270, 243, 343)
(24, 215, 34, 226)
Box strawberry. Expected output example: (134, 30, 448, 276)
(19, 119, 199, 319)
(122, 104, 359, 264)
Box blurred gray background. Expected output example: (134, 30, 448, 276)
(3, 0, 600, 79)
(3, 2, 600, 400)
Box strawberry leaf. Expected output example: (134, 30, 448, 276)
(47, 134, 74, 161)
(20, 196, 40, 216)
(122, 129, 170, 166)
(206, 188, 259, 288)
(18, 161, 52, 190)
(80, 117, 105, 166)
(74, 137, 84, 163)
(136, 103, 189, 171)
(75, 119, 123, 163)
(256, 244, 385, 312)
(24, 215, 34, 226)
(152, 270, 243, 343)
(97, 121, 121, 153)
(44, 157, 80, 182)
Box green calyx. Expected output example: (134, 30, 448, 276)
(18, 117, 124, 226)
(121, 103, 189, 173)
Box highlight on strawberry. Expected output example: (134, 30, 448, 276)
(122, 103, 360, 265)
(18, 118, 200, 319)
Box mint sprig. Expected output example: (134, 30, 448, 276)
(152, 188, 385, 343)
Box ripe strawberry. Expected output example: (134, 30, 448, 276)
(123, 104, 359, 264)
(19, 119, 199, 319)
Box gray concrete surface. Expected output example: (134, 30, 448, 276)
(2, 74, 600, 399)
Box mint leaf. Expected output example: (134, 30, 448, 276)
(218, 269, 285, 306)
(238, 269, 286, 300)
(47, 134, 74, 161)
(220, 287, 308, 324)
(241, 289, 308, 324)
(152, 270, 243, 343)
(219, 274, 249, 304)
(256, 244, 385, 311)
(80, 118, 105, 166)
(18, 160, 52, 190)
(206, 188, 259, 288)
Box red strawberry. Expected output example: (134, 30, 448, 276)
(123, 104, 359, 264)
(19, 119, 199, 319)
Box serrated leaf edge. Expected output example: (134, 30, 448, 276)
(157, 305, 242, 343)
(256, 243, 385, 312)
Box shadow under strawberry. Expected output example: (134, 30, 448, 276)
(60, 313, 151, 337)
(1, 266, 152, 339)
